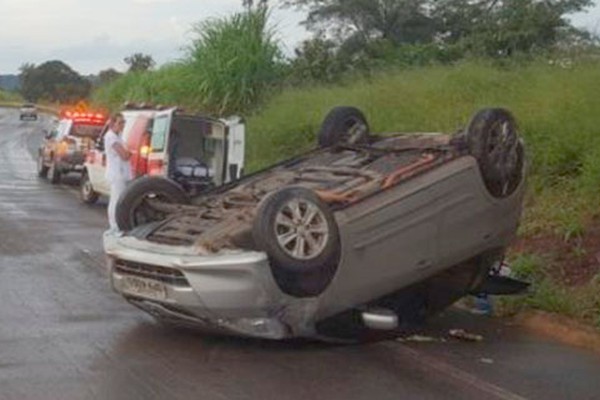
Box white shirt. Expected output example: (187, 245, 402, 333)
(104, 130, 133, 183)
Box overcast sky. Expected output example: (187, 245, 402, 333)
(0, 0, 598, 75)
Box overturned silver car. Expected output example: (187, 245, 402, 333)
(104, 106, 527, 341)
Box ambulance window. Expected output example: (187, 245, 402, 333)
(151, 115, 169, 152)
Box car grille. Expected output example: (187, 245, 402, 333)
(114, 260, 190, 287)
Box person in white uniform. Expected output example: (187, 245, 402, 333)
(104, 113, 132, 231)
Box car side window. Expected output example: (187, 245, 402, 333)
(151, 115, 169, 152)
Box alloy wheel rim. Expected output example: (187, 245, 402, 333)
(275, 199, 329, 260)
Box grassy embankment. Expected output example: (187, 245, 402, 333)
(94, 60, 600, 328)
(246, 61, 600, 328)
(0, 89, 22, 104)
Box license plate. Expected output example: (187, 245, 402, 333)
(121, 276, 167, 301)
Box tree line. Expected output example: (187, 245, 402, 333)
(19, 0, 597, 103)
(283, 0, 596, 81)
(18, 53, 155, 103)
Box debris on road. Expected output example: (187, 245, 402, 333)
(397, 335, 446, 343)
(449, 329, 484, 342)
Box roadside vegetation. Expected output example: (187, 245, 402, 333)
(0, 89, 22, 103)
(89, 1, 600, 328)
(93, 7, 282, 116)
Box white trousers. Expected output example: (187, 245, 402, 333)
(108, 179, 129, 231)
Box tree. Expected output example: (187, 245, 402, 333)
(284, 0, 437, 46)
(432, 0, 593, 56)
(124, 53, 155, 72)
(97, 68, 123, 85)
(286, 0, 593, 58)
(19, 60, 91, 103)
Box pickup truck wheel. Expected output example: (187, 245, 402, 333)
(466, 108, 524, 198)
(318, 106, 371, 148)
(48, 161, 61, 184)
(80, 172, 99, 204)
(253, 187, 340, 297)
(116, 176, 190, 231)
(37, 154, 48, 178)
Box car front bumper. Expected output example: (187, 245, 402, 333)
(103, 232, 319, 339)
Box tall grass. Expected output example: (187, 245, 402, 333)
(246, 60, 600, 234)
(93, 8, 282, 116)
(187, 7, 282, 115)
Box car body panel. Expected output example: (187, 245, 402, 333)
(104, 131, 526, 340)
(313, 156, 524, 320)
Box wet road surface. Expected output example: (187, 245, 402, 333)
(1, 108, 599, 400)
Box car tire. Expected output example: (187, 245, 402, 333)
(116, 176, 190, 231)
(37, 153, 48, 178)
(80, 172, 99, 205)
(253, 187, 340, 297)
(317, 106, 371, 148)
(48, 161, 61, 184)
(466, 108, 524, 198)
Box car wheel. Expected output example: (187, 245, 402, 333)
(317, 106, 371, 148)
(253, 187, 340, 297)
(116, 176, 190, 231)
(80, 172, 99, 204)
(466, 108, 524, 198)
(37, 154, 48, 178)
(48, 161, 61, 184)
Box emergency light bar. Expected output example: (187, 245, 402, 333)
(61, 110, 107, 125)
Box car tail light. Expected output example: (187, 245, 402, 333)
(139, 145, 152, 157)
(147, 159, 164, 176)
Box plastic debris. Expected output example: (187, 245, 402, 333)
(397, 335, 444, 343)
(448, 329, 484, 342)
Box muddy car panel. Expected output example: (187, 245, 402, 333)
(314, 155, 525, 320)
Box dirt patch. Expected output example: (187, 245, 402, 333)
(513, 218, 600, 286)
(515, 310, 600, 355)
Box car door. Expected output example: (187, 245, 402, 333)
(224, 116, 245, 182)
(86, 123, 111, 195)
(126, 116, 152, 178)
(147, 110, 172, 176)
(48, 120, 70, 161)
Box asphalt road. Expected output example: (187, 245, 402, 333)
(1, 108, 599, 400)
